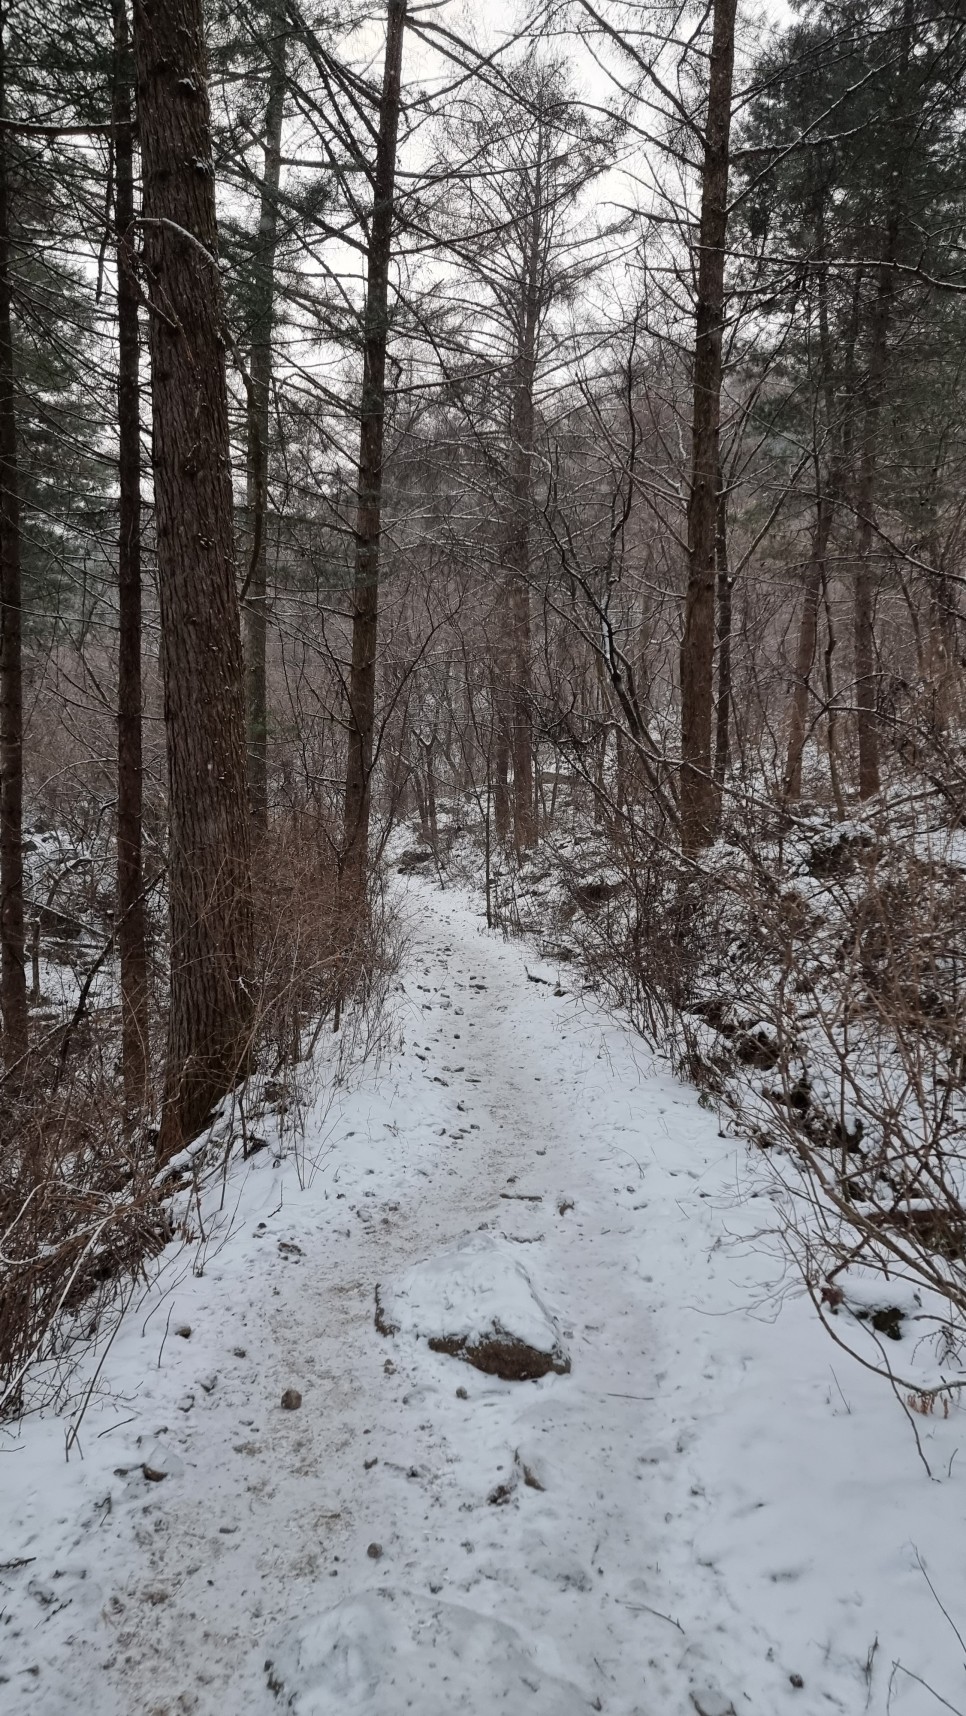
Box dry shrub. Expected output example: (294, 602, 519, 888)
(0, 1045, 169, 1422)
(1, 813, 401, 1423)
(509, 778, 966, 1393)
(248, 818, 398, 1070)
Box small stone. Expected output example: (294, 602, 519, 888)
(141, 1443, 184, 1483)
(281, 1389, 302, 1410)
(364, 1456, 378, 1470)
(232, 1346, 247, 1358)
(366, 1542, 383, 1560)
(789, 1674, 804, 1690)
(175, 1325, 191, 1339)
(456, 1387, 468, 1400)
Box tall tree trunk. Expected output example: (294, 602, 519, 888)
(0, 16, 26, 1066)
(852, 0, 913, 801)
(505, 125, 542, 855)
(925, 525, 957, 729)
(134, 0, 254, 1159)
(493, 693, 510, 842)
(712, 472, 732, 795)
(784, 240, 845, 808)
(341, 0, 407, 901)
(679, 0, 737, 853)
(245, 5, 286, 834)
(820, 562, 846, 821)
(852, 247, 895, 801)
(113, 0, 149, 1116)
(783, 493, 830, 804)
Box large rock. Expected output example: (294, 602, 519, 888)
(375, 1234, 570, 1381)
(266, 1590, 587, 1715)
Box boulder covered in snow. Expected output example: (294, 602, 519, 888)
(265, 1589, 587, 1715)
(375, 1233, 570, 1381)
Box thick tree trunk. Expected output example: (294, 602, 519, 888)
(679, 0, 736, 854)
(712, 474, 732, 795)
(113, 0, 150, 1116)
(341, 0, 407, 901)
(134, 0, 254, 1158)
(0, 19, 26, 1066)
(244, 6, 286, 834)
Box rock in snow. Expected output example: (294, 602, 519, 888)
(375, 1233, 570, 1381)
(265, 1589, 588, 1714)
(139, 1441, 184, 1482)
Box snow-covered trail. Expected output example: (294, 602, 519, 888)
(3, 878, 965, 1716)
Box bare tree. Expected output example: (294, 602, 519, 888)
(341, 0, 407, 899)
(244, 0, 287, 834)
(679, 0, 737, 853)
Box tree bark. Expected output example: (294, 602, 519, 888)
(113, 0, 149, 1116)
(852, 0, 913, 801)
(244, 4, 286, 834)
(493, 704, 510, 842)
(925, 529, 957, 729)
(852, 244, 895, 801)
(712, 472, 732, 796)
(0, 15, 27, 1066)
(505, 119, 542, 854)
(341, 0, 407, 901)
(679, 0, 737, 853)
(133, 0, 254, 1159)
(783, 495, 830, 804)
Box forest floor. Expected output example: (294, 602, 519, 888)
(2, 874, 965, 1716)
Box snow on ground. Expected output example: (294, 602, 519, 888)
(2, 875, 965, 1716)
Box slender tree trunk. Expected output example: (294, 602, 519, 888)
(505, 131, 542, 854)
(784, 241, 843, 808)
(679, 0, 737, 854)
(783, 492, 831, 804)
(0, 17, 26, 1066)
(420, 734, 438, 849)
(493, 712, 510, 842)
(341, 0, 407, 901)
(852, 0, 913, 801)
(134, 0, 254, 1159)
(820, 563, 846, 821)
(852, 247, 895, 801)
(245, 5, 286, 834)
(925, 525, 957, 729)
(113, 0, 149, 1115)
(712, 472, 732, 795)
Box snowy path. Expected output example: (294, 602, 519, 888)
(2, 879, 965, 1715)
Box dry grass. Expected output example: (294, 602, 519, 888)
(0, 810, 399, 1423)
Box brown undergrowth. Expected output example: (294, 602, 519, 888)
(1, 814, 398, 1423)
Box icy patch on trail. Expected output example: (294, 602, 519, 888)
(376, 1233, 570, 1378)
(265, 1589, 589, 1715)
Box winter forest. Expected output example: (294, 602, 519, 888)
(3, 0, 966, 1709)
